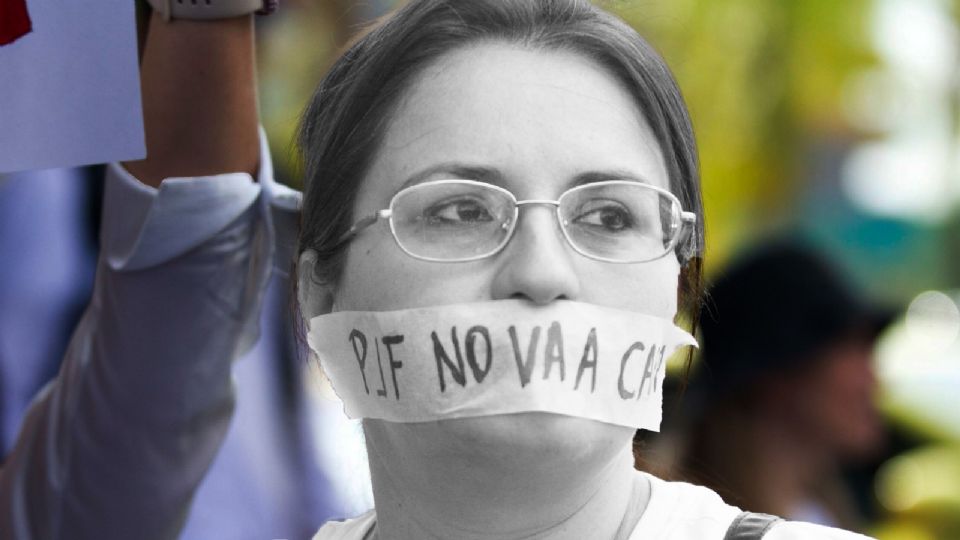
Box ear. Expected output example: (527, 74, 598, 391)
(297, 249, 335, 323)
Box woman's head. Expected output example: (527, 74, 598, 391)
(297, 0, 703, 319)
(295, 0, 705, 498)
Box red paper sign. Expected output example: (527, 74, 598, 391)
(0, 0, 32, 46)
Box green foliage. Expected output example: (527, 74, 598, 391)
(609, 0, 878, 271)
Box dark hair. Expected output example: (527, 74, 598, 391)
(296, 0, 704, 324)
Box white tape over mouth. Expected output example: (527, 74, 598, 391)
(307, 300, 697, 430)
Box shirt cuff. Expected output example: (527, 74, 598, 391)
(101, 127, 301, 272)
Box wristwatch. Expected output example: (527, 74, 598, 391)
(146, 0, 278, 21)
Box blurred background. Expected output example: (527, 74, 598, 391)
(252, 1, 960, 538)
(1, 0, 957, 538)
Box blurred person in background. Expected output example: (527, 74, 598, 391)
(676, 238, 895, 533)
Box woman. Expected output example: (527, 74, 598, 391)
(0, 0, 875, 539)
(297, 2, 697, 538)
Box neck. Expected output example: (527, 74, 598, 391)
(364, 419, 645, 540)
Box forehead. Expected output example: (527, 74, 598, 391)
(363, 42, 669, 201)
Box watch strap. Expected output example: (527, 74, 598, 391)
(147, 0, 275, 21)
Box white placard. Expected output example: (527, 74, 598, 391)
(0, 0, 145, 173)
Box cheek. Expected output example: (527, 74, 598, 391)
(333, 253, 406, 311)
(333, 236, 498, 311)
(578, 259, 680, 318)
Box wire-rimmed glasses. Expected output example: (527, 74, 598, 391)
(336, 179, 696, 263)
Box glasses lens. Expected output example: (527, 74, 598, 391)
(559, 182, 680, 262)
(390, 181, 515, 260)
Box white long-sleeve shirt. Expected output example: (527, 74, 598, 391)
(0, 133, 303, 539)
(315, 473, 875, 540)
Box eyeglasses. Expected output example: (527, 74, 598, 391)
(336, 179, 697, 263)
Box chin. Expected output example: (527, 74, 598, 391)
(364, 413, 636, 498)
(426, 412, 634, 470)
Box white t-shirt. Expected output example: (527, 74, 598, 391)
(313, 472, 874, 540)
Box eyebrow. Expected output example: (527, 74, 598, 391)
(399, 162, 653, 191)
(568, 170, 652, 188)
(400, 163, 504, 190)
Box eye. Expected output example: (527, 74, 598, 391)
(424, 197, 495, 225)
(572, 199, 637, 232)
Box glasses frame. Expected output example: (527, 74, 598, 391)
(336, 179, 697, 264)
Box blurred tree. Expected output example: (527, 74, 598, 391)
(257, 0, 396, 185)
(609, 0, 878, 272)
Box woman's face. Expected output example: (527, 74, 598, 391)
(334, 43, 679, 315)
(328, 42, 681, 470)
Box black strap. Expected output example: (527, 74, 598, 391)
(363, 510, 781, 540)
(362, 521, 376, 540)
(723, 512, 783, 540)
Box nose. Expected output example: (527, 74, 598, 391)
(490, 205, 581, 305)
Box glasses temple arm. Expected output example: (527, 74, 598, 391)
(677, 211, 700, 264)
(334, 209, 392, 248)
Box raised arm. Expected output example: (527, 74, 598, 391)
(125, 12, 259, 185)
(0, 7, 271, 540)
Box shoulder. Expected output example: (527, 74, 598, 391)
(630, 472, 742, 538)
(313, 510, 377, 540)
(630, 474, 876, 540)
(766, 521, 875, 540)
